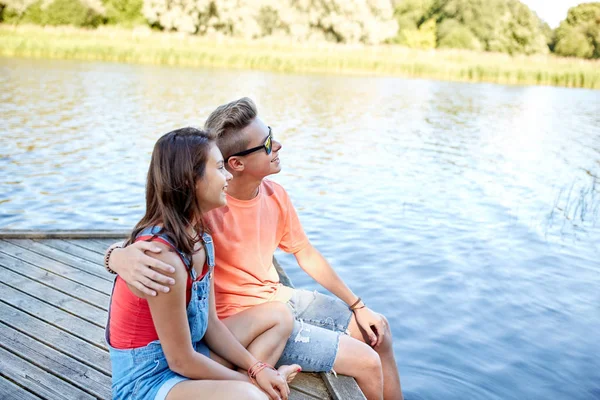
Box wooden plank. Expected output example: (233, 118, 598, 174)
(0, 323, 111, 399)
(0, 251, 109, 311)
(0, 267, 107, 327)
(321, 372, 366, 400)
(0, 347, 96, 400)
(0, 302, 111, 374)
(39, 239, 104, 266)
(68, 239, 109, 255)
(0, 283, 107, 349)
(0, 240, 113, 294)
(289, 388, 323, 400)
(0, 230, 129, 239)
(89, 238, 122, 249)
(0, 377, 42, 399)
(290, 372, 332, 399)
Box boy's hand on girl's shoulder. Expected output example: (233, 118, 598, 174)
(355, 307, 387, 348)
(112, 242, 176, 297)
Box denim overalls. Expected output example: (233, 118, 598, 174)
(106, 227, 215, 400)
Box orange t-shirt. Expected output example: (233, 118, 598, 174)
(204, 179, 309, 319)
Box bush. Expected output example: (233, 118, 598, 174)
(2, 0, 105, 27)
(103, 0, 144, 26)
(437, 18, 481, 50)
(553, 2, 600, 59)
(554, 27, 594, 59)
(396, 18, 436, 49)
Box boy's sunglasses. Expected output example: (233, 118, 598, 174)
(225, 127, 273, 162)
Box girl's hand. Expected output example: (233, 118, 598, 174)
(255, 367, 289, 400)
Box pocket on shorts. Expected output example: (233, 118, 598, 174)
(132, 358, 161, 399)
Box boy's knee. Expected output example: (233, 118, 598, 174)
(339, 338, 382, 378)
(363, 346, 383, 376)
(377, 315, 394, 351)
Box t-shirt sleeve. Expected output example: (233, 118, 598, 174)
(278, 191, 310, 254)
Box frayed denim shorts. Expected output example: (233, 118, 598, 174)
(276, 289, 352, 372)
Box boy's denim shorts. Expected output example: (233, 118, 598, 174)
(276, 289, 353, 372)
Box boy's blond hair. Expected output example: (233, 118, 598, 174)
(204, 97, 257, 160)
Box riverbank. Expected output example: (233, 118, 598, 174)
(1, 25, 599, 89)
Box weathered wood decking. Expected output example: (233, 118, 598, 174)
(0, 230, 364, 400)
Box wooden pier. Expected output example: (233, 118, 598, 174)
(0, 230, 364, 399)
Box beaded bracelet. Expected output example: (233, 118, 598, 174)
(103, 242, 123, 275)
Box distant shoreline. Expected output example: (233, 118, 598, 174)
(1, 25, 599, 89)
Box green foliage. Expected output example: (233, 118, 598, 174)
(2, 0, 105, 27)
(554, 2, 600, 59)
(437, 18, 481, 50)
(430, 0, 548, 55)
(396, 17, 436, 49)
(103, 0, 143, 26)
(394, 0, 433, 28)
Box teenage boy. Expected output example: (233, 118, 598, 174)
(106, 98, 403, 399)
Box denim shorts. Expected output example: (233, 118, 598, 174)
(276, 289, 353, 372)
(110, 340, 210, 400)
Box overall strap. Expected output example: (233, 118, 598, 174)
(201, 232, 215, 270)
(136, 226, 192, 269)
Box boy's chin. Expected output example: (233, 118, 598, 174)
(261, 166, 282, 178)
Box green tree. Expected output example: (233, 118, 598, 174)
(392, 0, 438, 48)
(430, 0, 549, 54)
(103, 0, 143, 26)
(436, 17, 481, 49)
(554, 2, 600, 59)
(1, 0, 105, 27)
(398, 17, 436, 48)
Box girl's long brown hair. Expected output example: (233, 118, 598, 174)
(126, 127, 215, 265)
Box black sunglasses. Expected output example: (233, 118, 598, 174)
(225, 127, 273, 162)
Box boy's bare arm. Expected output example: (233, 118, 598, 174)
(106, 242, 176, 296)
(293, 244, 386, 347)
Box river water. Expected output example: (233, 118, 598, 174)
(1, 57, 599, 399)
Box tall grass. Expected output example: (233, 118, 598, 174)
(1, 25, 599, 89)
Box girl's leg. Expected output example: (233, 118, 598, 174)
(167, 380, 267, 400)
(222, 301, 295, 368)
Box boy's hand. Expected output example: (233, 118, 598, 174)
(110, 242, 176, 296)
(354, 307, 387, 348)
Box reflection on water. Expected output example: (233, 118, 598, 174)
(1, 57, 599, 399)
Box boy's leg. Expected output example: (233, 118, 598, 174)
(346, 314, 403, 400)
(276, 289, 402, 399)
(277, 318, 384, 399)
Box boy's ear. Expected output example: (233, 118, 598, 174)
(227, 156, 245, 172)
